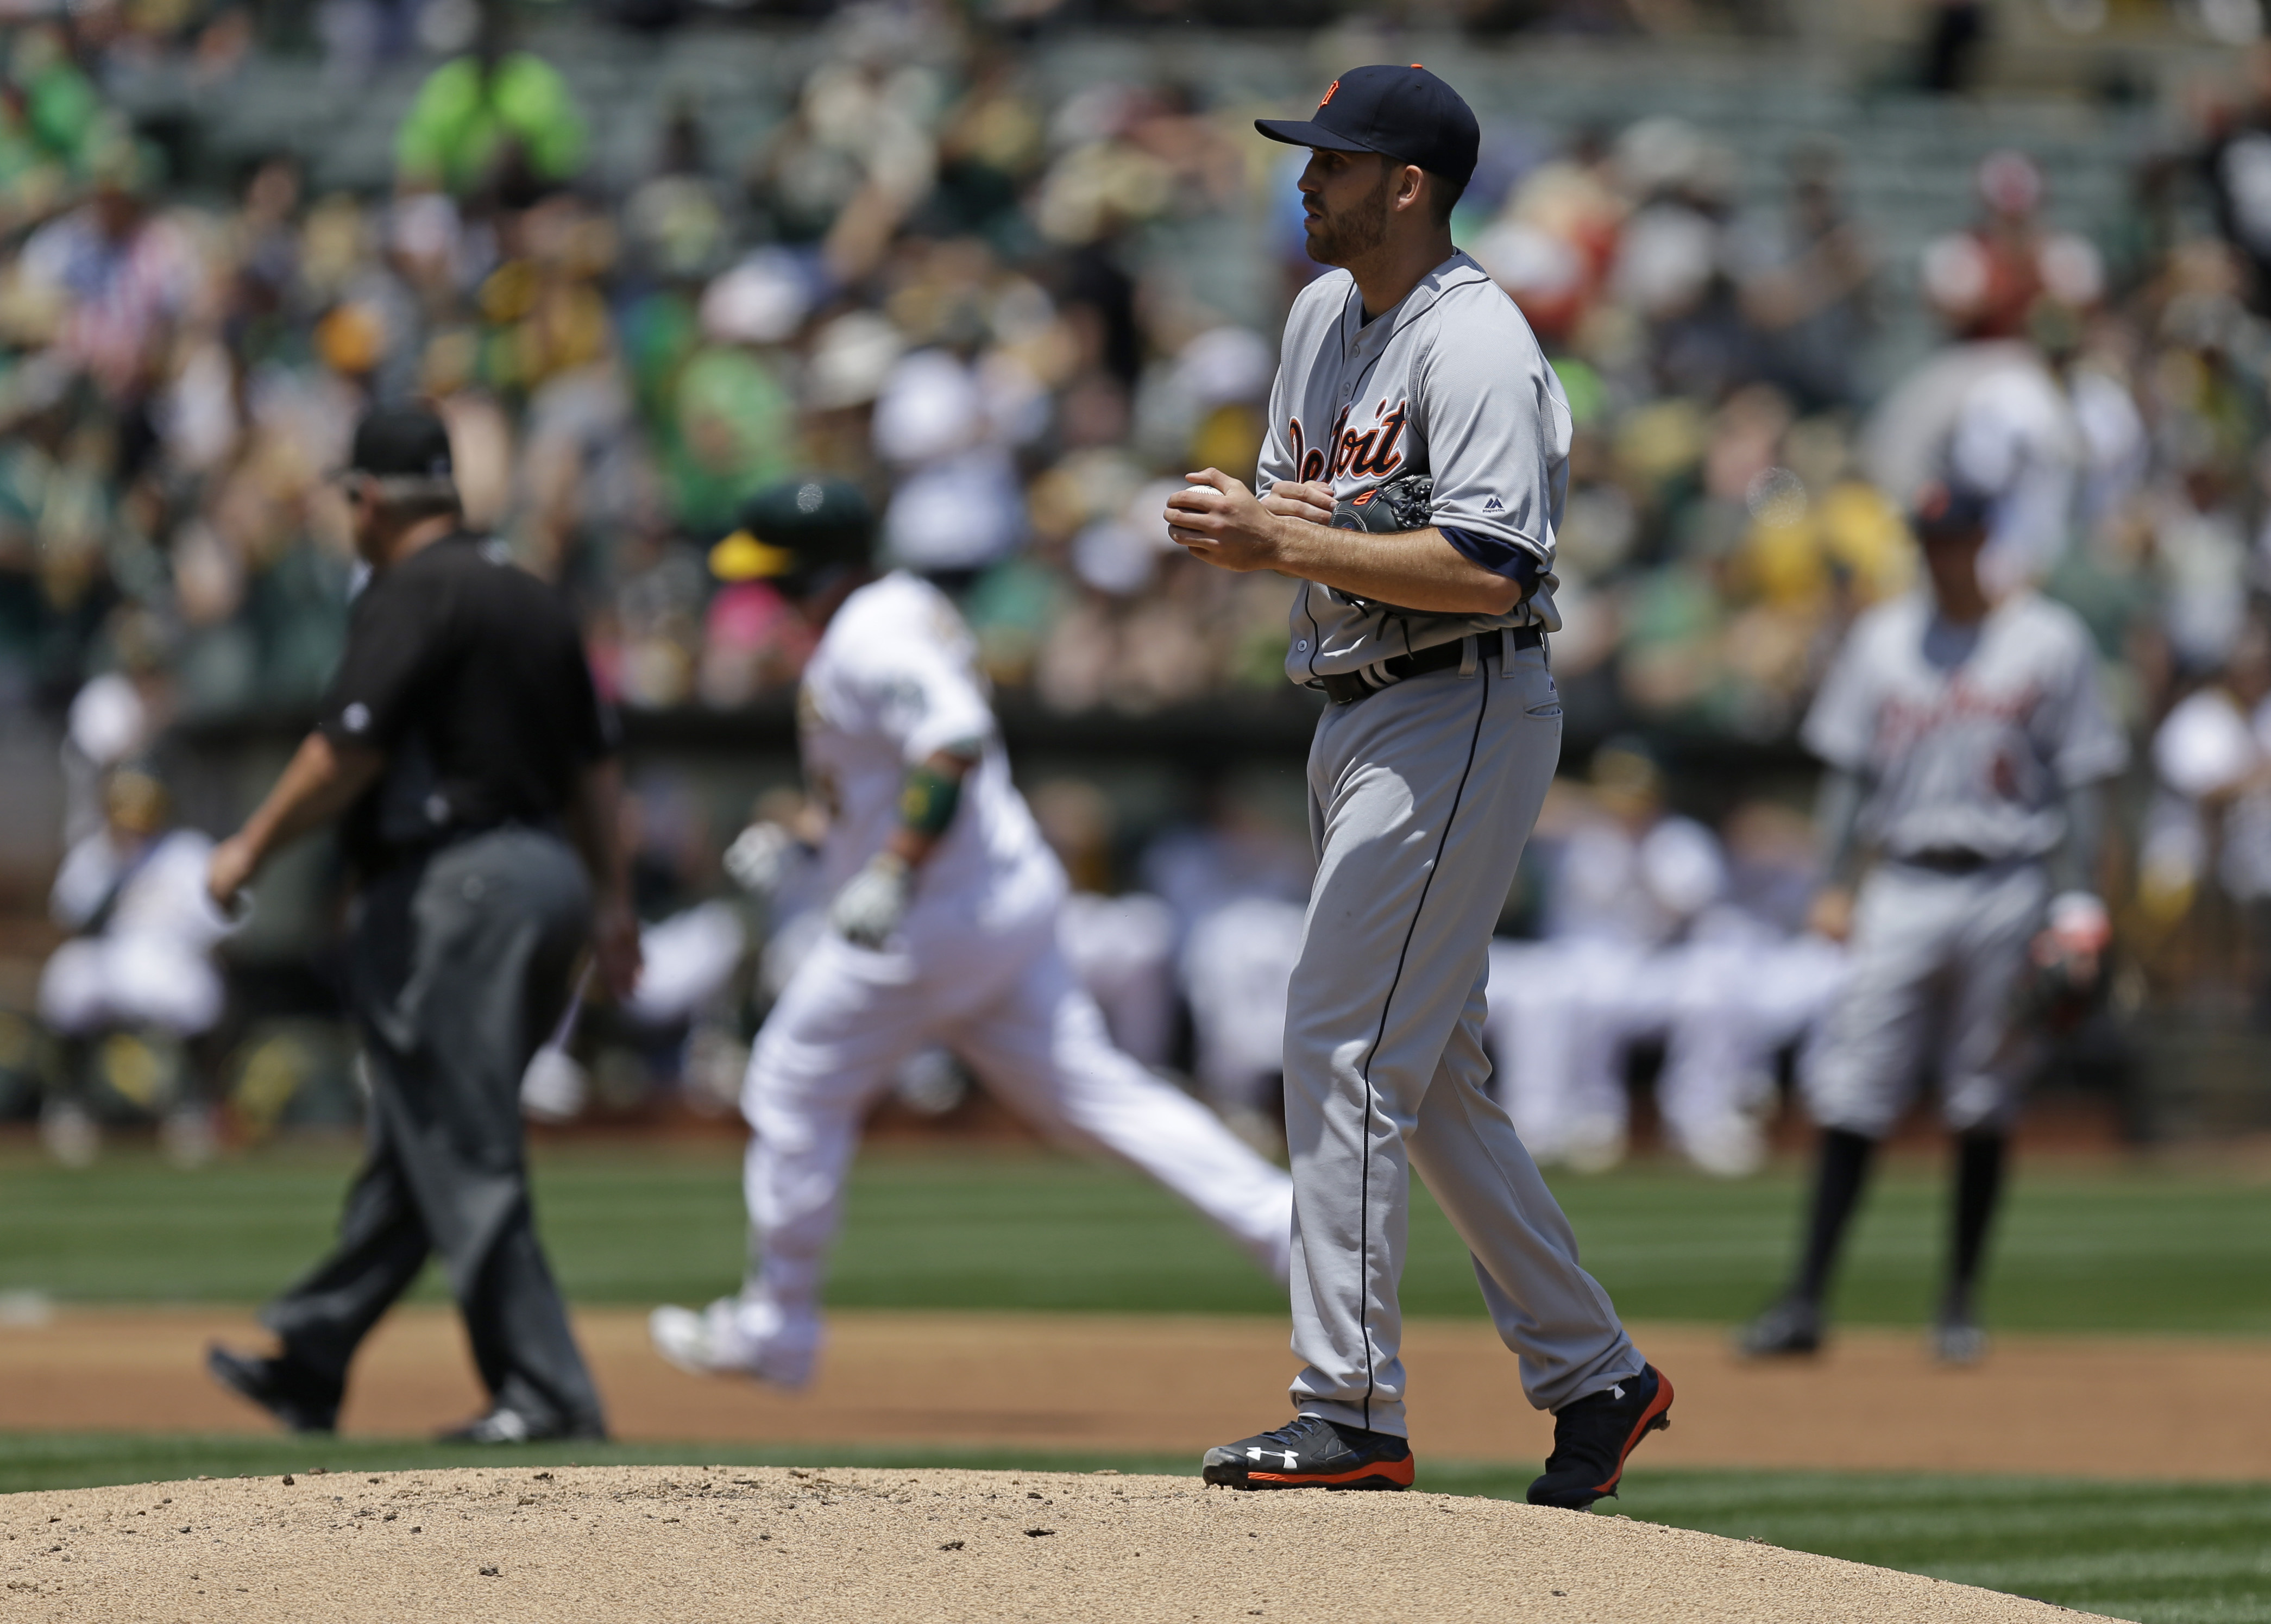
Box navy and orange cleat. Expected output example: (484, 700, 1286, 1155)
(1201, 1414, 1414, 1491)
(1526, 1364, 1674, 1510)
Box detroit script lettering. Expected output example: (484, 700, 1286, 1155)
(1288, 398, 1411, 486)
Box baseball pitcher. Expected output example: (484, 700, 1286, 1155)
(1167, 65, 1670, 1508)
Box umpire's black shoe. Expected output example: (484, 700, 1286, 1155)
(437, 1406, 607, 1445)
(1201, 1414, 1413, 1490)
(1526, 1364, 1674, 1510)
(205, 1344, 340, 1435)
(1734, 1297, 1823, 1359)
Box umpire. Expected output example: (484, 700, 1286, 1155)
(204, 404, 639, 1443)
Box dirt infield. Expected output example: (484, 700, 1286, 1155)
(1, 1305, 2266, 1480)
(0, 1464, 2111, 1623)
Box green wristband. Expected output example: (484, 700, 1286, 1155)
(898, 765, 964, 838)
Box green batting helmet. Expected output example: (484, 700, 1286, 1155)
(709, 477, 875, 592)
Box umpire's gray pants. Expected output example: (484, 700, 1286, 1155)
(1285, 641, 1644, 1438)
(262, 828, 605, 1435)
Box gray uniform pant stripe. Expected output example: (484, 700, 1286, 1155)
(1284, 646, 1642, 1437)
(1345, 651, 1494, 1425)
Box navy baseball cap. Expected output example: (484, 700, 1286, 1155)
(1256, 65, 1480, 189)
(1911, 478, 1996, 541)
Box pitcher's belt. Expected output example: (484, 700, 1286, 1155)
(1317, 626, 1544, 707)
(1892, 847, 2002, 875)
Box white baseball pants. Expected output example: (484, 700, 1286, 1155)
(1486, 930, 1847, 1173)
(1284, 644, 1644, 1438)
(1485, 936, 1652, 1168)
(1658, 931, 1845, 1165)
(736, 897, 1293, 1348)
(1182, 895, 1309, 1115)
(40, 935, 223, 1038)
(1056, 890, 1178, 1067)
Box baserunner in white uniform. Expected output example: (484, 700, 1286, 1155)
(650, 479, 1293, 1386)
(1739, 479, 2125, 1365)
(1166, 65, 1669, 1508)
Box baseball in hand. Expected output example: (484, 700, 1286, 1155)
(1163, 471, 1279, 571)
(1163, 475, 1221, 549)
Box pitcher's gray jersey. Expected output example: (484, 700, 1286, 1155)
(1802, 590, 2127, 862)
(1256, 251, 1569, 683)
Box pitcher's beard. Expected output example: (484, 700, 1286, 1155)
(1305, 174, 1394, 267)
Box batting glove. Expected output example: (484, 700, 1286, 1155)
(724, 821, 798, 900)
(829, 852, 913, 950)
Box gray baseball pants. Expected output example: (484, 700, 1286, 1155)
(262, 828, 606, 1436)
(1284, 639, 1644, 1438)
(1803, 858, 2049, 1140)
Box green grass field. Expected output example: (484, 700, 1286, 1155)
(3, 1139, 2269, 1622)
(3, 1139, 2270, 1333)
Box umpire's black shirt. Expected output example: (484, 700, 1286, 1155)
(317, 532, 613, 876)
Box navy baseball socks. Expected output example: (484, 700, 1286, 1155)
(1201, 1366, 1673, 1505)
(1737, 1128, 1873, 1358)
(1526, 1364, 1676, 1510)
(1739, 1127, 2004, 1364)
(1201, 1414, 1414, 1491)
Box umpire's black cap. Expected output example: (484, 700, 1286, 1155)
(343, 403, 455, 481)
(710, 477, 874, 588)
(1256, 65, 1480, 190)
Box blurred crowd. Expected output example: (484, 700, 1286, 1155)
(5, 15, 2268, 737)
(10, 9, 2271, 1155)
(0, 7, 1316, 739)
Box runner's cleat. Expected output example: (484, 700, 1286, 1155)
(648, 1298, 819, 1388)
(1201, 1414, 1414, 1491)
(1526, 1364, 1674, 1509)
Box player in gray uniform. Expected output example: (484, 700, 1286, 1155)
(1165, 65, 1670, 1506)
(1740, 481, 2125, 1364)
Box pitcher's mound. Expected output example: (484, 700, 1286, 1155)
(4, 1464, 2105, 1622)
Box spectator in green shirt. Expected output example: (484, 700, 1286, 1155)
(394, 26, 585, 200)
